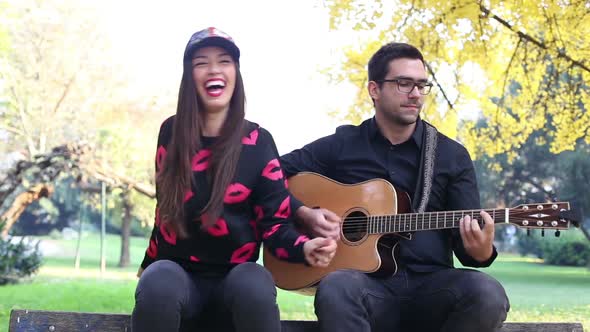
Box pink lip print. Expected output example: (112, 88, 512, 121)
(230, 242, 257, 263)
(262, 159, 283, 181)
(263, 224, 281, 239)
(294, 235, 309, 246)
(254, 205, 264, 221)
(160, 224, 177, 245)
(156, 146, 167, 173)
(192, 149, 211, 171)
(205, 218, 229, 237)
(224, 183, 252, 204)
(242, 129, 259, 145)
(275, 248, 289, 259)
(147, 239, 158, 258)
(184, 190, 194, 202)
(190, 256, 200, 262)
(274, 196, 291, 218)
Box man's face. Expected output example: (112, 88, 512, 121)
(368, 58, 428, 126)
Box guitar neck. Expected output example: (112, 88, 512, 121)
(368, 208, 511, 234)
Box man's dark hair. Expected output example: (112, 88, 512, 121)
(368, 42, 425, 84)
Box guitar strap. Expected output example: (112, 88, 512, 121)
(411, 120, 438, 213)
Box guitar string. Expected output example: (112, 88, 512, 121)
(339, 214, 561, 232)
(340, 219, 561, 233)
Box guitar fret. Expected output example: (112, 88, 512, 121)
(403, 214, 406, 232)
(449, 211, 452, 229)
(436, 212, 439, 229)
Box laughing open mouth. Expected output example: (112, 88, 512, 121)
(205, 79, 226, 97)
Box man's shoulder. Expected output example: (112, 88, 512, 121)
(333, 119, 369, 139)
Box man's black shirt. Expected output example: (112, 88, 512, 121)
(280, 117, 497, 271)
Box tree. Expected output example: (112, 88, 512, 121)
(325, 0, 590, 158)
(0, 0, 164, 266)
(0, 0, 121, 158)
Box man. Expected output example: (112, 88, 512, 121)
(282, 42, 510, 332)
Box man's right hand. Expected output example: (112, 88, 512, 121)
(296, 206, 341, 241)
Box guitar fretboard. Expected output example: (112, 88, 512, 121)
(365, 208, 506, 234)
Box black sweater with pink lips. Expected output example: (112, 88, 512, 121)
(140, 116, 310, 276)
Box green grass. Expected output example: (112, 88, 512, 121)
(1, 234, 588, 330)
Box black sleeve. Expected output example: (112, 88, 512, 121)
(280, 134, 341, 212)
(140, 117, 174, 269)
(448, 145, 498, 267)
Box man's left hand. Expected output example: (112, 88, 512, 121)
(459, 210, 495, 262)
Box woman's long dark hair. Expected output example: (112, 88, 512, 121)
(156, 57, 246, 237)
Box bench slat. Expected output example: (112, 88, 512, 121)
(9, 310, 584, 332)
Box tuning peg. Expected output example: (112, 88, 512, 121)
(541, 229, 545, 237)
(555, 230, 561, 237)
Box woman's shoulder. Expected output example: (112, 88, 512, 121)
(157, 115, 175, 144)
(243, 120, 275, 142)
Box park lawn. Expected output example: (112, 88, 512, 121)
(1, 234, 588, 330)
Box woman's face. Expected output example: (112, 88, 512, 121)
(191, 46, 237, 114)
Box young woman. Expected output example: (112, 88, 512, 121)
(132, 27, 337, 332)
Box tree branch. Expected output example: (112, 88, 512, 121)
(480, 4, 590, 73)
(425, 62, 454, 110)
(0, 124, 24, 137)
(53, 73, 77, 115)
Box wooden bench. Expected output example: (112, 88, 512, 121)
(9, 309, 584, 332)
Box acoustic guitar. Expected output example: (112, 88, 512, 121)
(263, 172, 579, 295)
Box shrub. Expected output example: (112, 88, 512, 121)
(542, 239, 590, 267)
(515, 227, 590, 266)
(0, 221, 43, 285)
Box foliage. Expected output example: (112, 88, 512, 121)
(0, 221, 42, 285)
(515, 227, 590, 267)
(0, 0, 121, 157)
(0, 0, 161, 240)
(325, 0, 590, 158)
(542, 232, 590, 267)
(474, 131, 590, 243)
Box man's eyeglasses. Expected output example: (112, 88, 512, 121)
(377, 78, 433, 95)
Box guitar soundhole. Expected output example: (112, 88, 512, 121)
(342, 211, 368, 243)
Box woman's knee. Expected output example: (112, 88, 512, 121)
(135, 260, 191, 304)
(223, 263, 276, 302)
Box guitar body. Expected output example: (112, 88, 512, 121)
(263, 172, 411, 294)
(264, 173, 578, 294)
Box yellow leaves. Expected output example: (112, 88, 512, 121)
(326, 0, 590, 161)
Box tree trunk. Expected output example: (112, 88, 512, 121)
(1, 184, 53, 236)
(118, 191, 132, 268)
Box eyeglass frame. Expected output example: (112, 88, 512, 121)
(375, 78, 434, 95)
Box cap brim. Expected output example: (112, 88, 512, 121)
(184, 37, 240, 62)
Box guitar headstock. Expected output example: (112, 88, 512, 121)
(508, 202, 577, 230)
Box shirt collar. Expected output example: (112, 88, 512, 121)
(369, 116, 423, 149)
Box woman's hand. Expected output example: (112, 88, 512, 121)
(303, 237, 338, 268)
